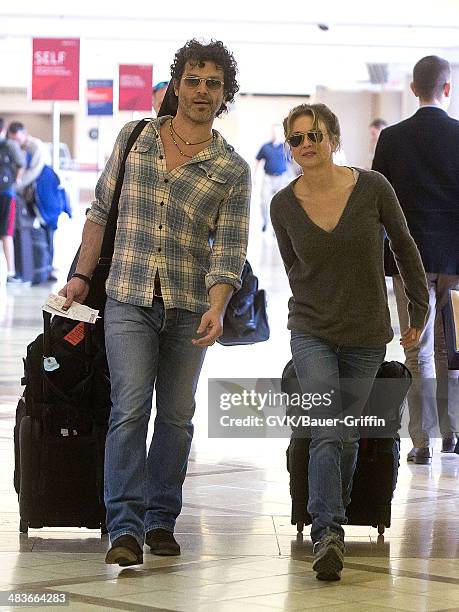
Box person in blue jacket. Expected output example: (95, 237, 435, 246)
(8, 122, 71, 283)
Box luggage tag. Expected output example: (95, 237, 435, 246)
(43, 356, 60, 372)
(64, 322, 85, 346)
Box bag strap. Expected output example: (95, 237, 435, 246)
(99, 118, 151, 262)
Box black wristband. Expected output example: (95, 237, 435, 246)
(71, 272, 91, 286)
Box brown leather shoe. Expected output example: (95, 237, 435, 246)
(145, 528, 180, 556)
(105, 535, 143, 566)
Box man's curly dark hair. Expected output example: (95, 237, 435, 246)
(170, 39, 239, 117)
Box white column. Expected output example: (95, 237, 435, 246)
(52, 101, 61, 171)
(402, 72, 419, 119)
(401, 74, 418, 120)
(447, 64, 459, 120)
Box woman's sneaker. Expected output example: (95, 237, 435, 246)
(312, 529, 345, 581)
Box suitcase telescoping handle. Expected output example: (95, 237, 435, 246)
(42, 311, 52, 358)
(83, 322, 92, 373)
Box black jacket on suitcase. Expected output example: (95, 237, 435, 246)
(282, 360, 411, 535)
(14, 312, 110, 534)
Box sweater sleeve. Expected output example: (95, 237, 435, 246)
(270, 195, 297, 274)
(22, 139, 46, 187)
(7, 140, 25, 168)
(374, 172, 429, 329)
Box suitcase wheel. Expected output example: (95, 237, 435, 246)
(377, 524, 385, 535)
(19, 519, 28, 534)
(297, 522, 304, 533)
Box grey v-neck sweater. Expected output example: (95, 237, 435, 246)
(270, 169, 428, 347)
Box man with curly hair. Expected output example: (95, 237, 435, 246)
(59, 39, 251, 566)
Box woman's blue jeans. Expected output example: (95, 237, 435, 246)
(290, 331, 385, 543)
(104, 297, 207, 548)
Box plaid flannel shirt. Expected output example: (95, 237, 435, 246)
(87, 117, 251, 313)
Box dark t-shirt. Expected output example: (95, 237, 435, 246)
(256, 142, 287, 176)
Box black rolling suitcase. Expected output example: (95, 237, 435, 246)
(14, 311, 110, 534)
(282, 360, 411, 535)
(31, 225, 50, 284)
(13, 195, 35, 283)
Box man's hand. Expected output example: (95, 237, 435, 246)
(400, 327, 422, 349)
(58, 278, 90, 311)
(192, 307, 224, 347)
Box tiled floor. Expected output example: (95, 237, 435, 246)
(0, 200, 459, 611)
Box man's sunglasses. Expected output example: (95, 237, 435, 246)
(182, 76, 224, 91)
(287, 131, 324, 147)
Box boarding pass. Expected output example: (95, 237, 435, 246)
(43, 294, 99, 324)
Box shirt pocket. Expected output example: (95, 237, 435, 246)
(180, 165, 230, 227)
(120, 141, 159, 211)
(125, 140, 158, 182)
(198, 164, 229, 185)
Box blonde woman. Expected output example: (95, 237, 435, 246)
(271, 103, 428, 581)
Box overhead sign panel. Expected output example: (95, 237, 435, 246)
(32, 38, 80, 101)
(119, 64, 153, 111)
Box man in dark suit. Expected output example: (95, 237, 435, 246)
(373, 55, 459, 464)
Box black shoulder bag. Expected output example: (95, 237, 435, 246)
(67, 119, 150, 314)
(217, 261, 270, 346)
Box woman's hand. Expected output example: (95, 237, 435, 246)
(400, 327, 422, 349)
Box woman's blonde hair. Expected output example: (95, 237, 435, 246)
(283, 103, 341, 150)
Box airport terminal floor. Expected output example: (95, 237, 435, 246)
(1, 199, 459, 611)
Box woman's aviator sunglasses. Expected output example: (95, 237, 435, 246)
(287, 130, 324, 147)
(182, 76, 224, 91)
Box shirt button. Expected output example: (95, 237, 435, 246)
(164, 178, 169, 183)
(159, 225, 163, 229)
(208, 173, 213, 178)
(159, 155, 164, 160)
(158, 247, 162, 252)
(160, 201, 164, 206)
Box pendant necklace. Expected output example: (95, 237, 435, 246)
(169, 120, 192, 158)
(170, 119, 213, 145)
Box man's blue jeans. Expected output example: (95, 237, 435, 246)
(291, 331, 385, 543)
(104, 296, 207, 548)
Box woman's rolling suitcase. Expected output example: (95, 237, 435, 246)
(282, 360, 411, 535)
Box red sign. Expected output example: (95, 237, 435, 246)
(119, 64, 153, 111)
(32, 38, 80, 101)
